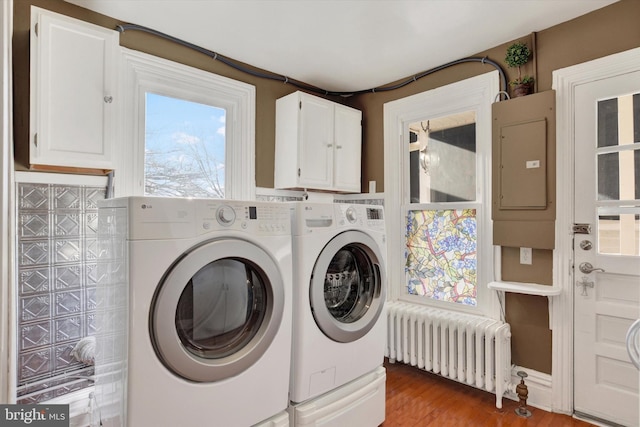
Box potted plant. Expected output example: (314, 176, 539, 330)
(505, 41, 534, 97)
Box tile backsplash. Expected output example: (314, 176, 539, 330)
(16, 183, 104, 403)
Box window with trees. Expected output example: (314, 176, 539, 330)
(118, 48, 256, 199)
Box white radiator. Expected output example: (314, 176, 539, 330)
(385, 301, 512, 408)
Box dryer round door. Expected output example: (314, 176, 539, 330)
(310, 230, 386, 343)
(150, 239, 284, 382)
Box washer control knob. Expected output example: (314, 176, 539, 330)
(345, 207, 357, 223)
(216, 206, 236, 226)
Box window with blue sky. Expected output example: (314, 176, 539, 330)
(144, 93, 226, 198)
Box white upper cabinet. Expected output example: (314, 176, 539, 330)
(333, 104, 362, 192)
(274, 91, 362, 193)
(29, 7, 119, 172)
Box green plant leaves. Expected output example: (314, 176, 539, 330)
(505, 42, 531, 68)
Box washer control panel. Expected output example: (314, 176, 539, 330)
(106, 197, 291, 240)
(335, 204, 385, 232)
(199, 201, 290, 235)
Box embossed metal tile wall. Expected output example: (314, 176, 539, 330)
(16, 183, 105, 403)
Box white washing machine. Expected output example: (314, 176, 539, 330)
(288, 202, 387, 426)
(94, 197, 292, 427)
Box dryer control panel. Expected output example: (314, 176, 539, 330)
(197, 200, 291, 236)
(335, 204, 385, 233)
(101, 197, 291, 240)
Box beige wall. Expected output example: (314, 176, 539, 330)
(14, 0, 344, 184)
(350, 0, 640, 374)
(13, 0, 640, 374)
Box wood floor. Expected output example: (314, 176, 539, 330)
(382, 359, 596, 427)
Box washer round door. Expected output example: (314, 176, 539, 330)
(150, 239, 284, 382)
(310, 230, 386, 343)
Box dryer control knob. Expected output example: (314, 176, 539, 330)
(216, 206, 236, 226)
(345, 207, 357, 223)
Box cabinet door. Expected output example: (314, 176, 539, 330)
(333, 104, 362, 192)
(30, 7, 118, 171)
(298, 94, 334, 188)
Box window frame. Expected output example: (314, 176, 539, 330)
(117, 47, 256, 199)
(383, 71, 499, 318)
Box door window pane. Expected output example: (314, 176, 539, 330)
(596, 92, 640, 255)
(598, 152, 620, 201)
(598, 214, 640, 256)
(145, 93, 226, 198)
(597, 97, 619, 148)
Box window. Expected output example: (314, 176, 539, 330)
(383, 71, 499, 317)
(406, 113, 479, 306)
(144, 93, 226, 198)
(118, 48, 256, 199)
(596, 93, 640, 255)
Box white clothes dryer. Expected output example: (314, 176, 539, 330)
(288, 202, 387, 405)
(95, 197, 292, 427)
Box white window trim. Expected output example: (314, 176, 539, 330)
(117, 47, 256, 200)
(383, 71, 499, 319)
(552, 46, 640, 415)
(1, 0, 14, 406)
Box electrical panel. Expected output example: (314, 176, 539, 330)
(492, 90, 556, 249)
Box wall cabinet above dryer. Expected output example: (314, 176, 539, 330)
(274, 91, 362, 193)
(29, 7, 119, 174)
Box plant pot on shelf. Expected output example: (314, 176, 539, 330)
(512, 82, 533, 97)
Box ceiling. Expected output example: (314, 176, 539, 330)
(64, 0, 618, 93)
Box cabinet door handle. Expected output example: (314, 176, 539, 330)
(336, 145, 343, 149)
(104, 96, 113, 103)
(326, 143, 333, 148)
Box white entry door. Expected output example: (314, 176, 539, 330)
(573, 71, 640, 426)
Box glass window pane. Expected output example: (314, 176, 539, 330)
(598, 214, 640, 256)
(405, 209, 477, 306)
(598, 152, 620, 201)
(597, 97, 618, 148)
(634, 94, 640, 144)
(636, 149, 640, 200)
(409, 112, 476, 203)
(145, 93, 226, 198)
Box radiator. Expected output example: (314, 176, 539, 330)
(385, 301, 512, 409)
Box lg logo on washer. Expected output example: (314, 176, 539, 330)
(141, 204, 152, 209)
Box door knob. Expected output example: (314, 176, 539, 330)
(578, 262, 605, 274)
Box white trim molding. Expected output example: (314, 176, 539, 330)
(383, 71, 500, 319)
(118, 47, 256, 200)
(552, 46, 640, 415)
(0, 0, 14, 405)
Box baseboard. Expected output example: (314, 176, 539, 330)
(505, 366, 553, 412)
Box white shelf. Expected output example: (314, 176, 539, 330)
(488, 281, 562, 297)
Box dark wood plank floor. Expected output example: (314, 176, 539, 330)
(382, 359, 595, 427)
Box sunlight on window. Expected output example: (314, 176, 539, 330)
(144, 93, 226, 198)
(405, 209, 477, 306)
(406, 111, 478, 306)
(409, 113, 476, 203)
